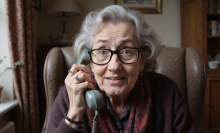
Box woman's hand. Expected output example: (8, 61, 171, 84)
(64, 64, 95, 128)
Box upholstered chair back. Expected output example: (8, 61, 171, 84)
(42, 47, 208, 133)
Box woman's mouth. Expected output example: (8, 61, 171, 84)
(106, 77, 124, 80)
(105, 77, 125, 84)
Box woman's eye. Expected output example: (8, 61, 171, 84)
(99, 50, 106, 55)
(122, 49, 131, 54)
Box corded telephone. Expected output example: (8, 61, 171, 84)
(76, 48, 104, 133)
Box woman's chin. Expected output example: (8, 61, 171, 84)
(104, 88, 126, 97)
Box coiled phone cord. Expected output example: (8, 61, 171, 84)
(91, 110, 99, 133)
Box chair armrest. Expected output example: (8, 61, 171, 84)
(42, 47, 66, 132)
(185, 47, 207, 127)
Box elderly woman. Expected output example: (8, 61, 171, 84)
(46, 5, 196, 133)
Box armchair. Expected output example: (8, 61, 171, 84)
(42, 46, 209, 133)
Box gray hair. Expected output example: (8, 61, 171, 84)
(73, 5, 161, 72)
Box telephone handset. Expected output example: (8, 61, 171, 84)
(76, 48, 105, 111)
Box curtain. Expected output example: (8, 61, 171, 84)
(4, 0, 40, 133)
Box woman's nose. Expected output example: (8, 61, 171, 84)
(108, 54, 121, 72)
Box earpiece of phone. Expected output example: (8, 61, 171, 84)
(76, 48, 105, 111)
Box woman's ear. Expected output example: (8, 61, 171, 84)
(140, 60, 146, 72)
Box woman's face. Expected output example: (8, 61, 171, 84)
(90, 21, 145, 98)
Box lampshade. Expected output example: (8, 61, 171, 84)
(48, 0, 81, 16)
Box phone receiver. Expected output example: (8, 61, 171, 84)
(76, 48, 105, 111)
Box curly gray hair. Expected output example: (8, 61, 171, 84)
(73, 5, 161, 72)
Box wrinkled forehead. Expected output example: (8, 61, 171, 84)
(96, 20, 137, 38)
(92, 20, 140, 48)
(101, 19, 135, 30)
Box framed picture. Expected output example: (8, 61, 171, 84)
(34, 0, 41, 11)
(115, 0, 162, 14)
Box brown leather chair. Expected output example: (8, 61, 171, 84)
(42, 46, 209, 133)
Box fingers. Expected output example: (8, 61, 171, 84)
(66, 80, 95, 92)
(65, 63, 94, 91)
(67, 64, 90, 77)
(75, 81, 96, 93)
(69, 71, 93, 84)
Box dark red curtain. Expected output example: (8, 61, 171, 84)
(5, 0, 40, 133)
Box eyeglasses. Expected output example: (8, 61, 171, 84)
(88, 47, 141, 65)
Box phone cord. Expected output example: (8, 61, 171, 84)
(91, 110, 99, 133)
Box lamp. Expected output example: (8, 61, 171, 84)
(48, 0, 81, 43)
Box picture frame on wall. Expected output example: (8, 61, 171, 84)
(115, 0, 162, 14)
(34, 0, 41, 11)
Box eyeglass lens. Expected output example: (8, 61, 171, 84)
(91, 48, 139, 64)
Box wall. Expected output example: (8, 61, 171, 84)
(35, 0, 181, 47)
(144, 0, 181, 47)
(0, 0, 14, 100)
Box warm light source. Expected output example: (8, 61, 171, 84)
(48, 0, 81, 43)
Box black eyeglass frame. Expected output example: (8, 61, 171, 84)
(88, 47, 141, 65)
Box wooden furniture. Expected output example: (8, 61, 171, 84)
(181, 0, 220, 132)
(37, 43, 70, 130)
